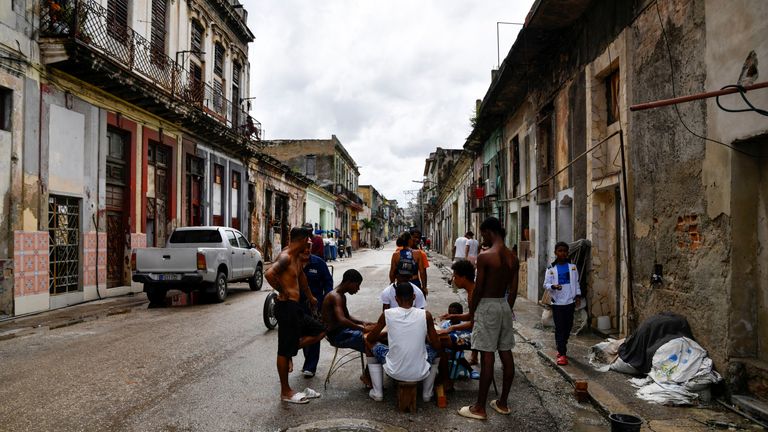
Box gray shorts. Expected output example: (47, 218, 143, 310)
(471, 298, 515, 352)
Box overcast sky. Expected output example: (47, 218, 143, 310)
(245, 1, 533, 205)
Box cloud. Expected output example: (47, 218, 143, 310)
(246, 0, 532, 204)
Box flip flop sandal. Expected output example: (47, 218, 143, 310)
(470, 370, 480, 380)
(302, 388, 321, 399)
(282, 392, 309, 404)
(457, 406, 487, 421)
(490, 400, 511, 415)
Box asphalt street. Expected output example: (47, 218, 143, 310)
(0, 243, 606, 431)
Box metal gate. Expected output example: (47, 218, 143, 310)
(48, 195, 80, 295)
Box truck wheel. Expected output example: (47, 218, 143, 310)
(263, 292, 278, 330)
(249, 265, 264, 291)
(212, 271, 228, 303)
(146, 284, 167, 306)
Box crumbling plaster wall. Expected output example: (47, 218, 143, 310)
(703, 0, 768, 367)
(628, 0, 731, 367)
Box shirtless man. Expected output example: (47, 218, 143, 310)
(321, 269, 374, 354)
(458, 216, 519, 421)
(264, 227, 326, 404)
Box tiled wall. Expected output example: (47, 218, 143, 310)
(130, 233, 147, 249)
(83, 232, 107, 286)
(13, 231, 49, 297)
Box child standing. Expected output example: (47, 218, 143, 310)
(543, 241, 581, 365)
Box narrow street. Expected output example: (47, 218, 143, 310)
(0, 244, 606, 432)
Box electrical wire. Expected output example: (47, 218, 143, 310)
(716, 84, 768, 117)
(654, 2, 763, 158)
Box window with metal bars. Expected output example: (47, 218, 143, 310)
(191, 20, 204, 56)
(214, 43, 224, 77)
(48, 195, 81, 295)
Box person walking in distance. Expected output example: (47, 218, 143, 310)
(543, 241, 581, 366)
(452, 232, 468, 262)
(264, 227, 326, 404)
(465, 231, 479, 266)
(458, 217, 519, 420)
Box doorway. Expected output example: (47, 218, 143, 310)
(106, 128, 130, 287)
(729, 136, 768, 362)
(146, 142, 170, 247)
(591, 187, 621, 332)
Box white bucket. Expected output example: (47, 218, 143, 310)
(597, 315, 611, 331)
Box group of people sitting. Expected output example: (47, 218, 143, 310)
(265, 218, 518, 422)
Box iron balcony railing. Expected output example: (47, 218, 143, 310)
(324, 183, 364, 206)
(39, 0, 261, 142)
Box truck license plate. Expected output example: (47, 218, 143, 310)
(158, 273, 181, 281)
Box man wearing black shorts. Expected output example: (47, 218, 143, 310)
(266, 227, 326, 404)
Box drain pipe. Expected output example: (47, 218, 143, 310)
(93, 114, 102, 300)
(618, 131, 634, 332)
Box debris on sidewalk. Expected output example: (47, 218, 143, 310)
(589, 312, 723, 406)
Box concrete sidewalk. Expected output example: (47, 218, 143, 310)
(0, 293, 148, 341)
(425, 249, 759, 432)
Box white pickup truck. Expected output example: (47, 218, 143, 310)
(131, 226, 263, 304)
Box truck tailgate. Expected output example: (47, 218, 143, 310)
(135, 248, 199, 273)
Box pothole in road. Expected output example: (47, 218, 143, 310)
(284, 418, 406, 432)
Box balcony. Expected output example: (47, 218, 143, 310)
(324, 183, 364, 209)
(39, 0, 261, 152)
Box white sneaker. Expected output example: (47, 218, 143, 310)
(302, 370, 315, 378)
(368, 389, 383, 402)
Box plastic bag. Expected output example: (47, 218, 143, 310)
(541, 308, 554, 327)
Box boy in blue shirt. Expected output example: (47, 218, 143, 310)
(543, 241, 581, 366)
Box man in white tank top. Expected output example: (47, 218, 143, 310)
(365, 283, 442, 402)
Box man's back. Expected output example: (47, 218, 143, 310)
(384, 307, 430, 381)
(454, 236, 468, 258)
(478, 244, 518, 299)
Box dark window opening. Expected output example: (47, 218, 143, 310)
(606, 69, 620, 125)
(0, 87, 11, 131)
(512, 136, 520, 197)
(305, 155, 316, 176)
